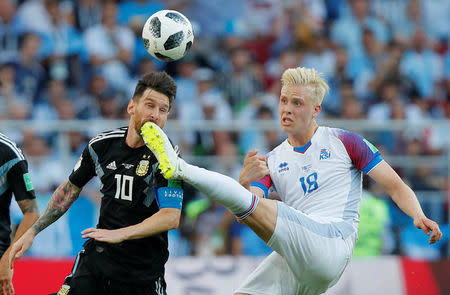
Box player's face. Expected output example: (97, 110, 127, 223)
(278, 84, 321, 136)
(128, 88, 170, 131)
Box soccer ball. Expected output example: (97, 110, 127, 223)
(142, 10, 194, 62)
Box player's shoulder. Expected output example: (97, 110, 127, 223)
(324, 126, 363, 144)
(266, 139, 289, 162)
(88, 127, 127, 147)
(0, 133, 25, 163)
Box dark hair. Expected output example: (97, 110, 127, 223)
(132, 71, 177, 107)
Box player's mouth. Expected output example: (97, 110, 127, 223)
(281, 117, 293, 126)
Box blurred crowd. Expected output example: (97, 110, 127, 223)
(1, 0, 449, 259)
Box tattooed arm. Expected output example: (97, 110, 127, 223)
(9, 180, 82, 268)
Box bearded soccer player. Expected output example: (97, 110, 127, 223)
(10, 72, 183, 295)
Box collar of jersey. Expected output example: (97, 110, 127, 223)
(293, 141, 312, 154)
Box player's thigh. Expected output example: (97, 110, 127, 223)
(235, 251, 304, 295)
(268, 202, 353, 291)
(58, 251, 102, 295)
(242, 198, 278, 243)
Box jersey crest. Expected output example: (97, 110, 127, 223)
(136, 155, 151, 176)
(319, 148, 331, 160)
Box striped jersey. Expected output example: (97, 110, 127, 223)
(0, 133, 35, 255)
(252, 126, 383, 234)
(69, 127, 180, 284)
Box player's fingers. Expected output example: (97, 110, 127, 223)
(418, 223, 431, 236)
(245, 150, 259, 159)
(81, 228, 96, 235)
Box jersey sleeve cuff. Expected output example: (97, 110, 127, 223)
(250, 182, 269, 198)
(361, 153, 383, 174)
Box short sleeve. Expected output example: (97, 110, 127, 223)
(69, 145, 96, 187)
(7, 160, 36, 201)
(334, 129, 383, 174)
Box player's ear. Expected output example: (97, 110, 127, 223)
(313, 104, 322, 119)
(127, 99, 135, 115)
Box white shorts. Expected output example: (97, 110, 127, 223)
(235, 202, 356, 295)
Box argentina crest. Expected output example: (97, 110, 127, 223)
(136, 154, 151, 176)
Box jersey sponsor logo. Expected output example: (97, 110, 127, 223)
(136, 155, 151, 176)
(23, 173, 34, 191)
(319, 148, 331, 160)
(278, 162, 289, 173)
(106, 161, 117, 170)
(122, 163, 134, 169)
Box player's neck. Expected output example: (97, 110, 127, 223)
(288, 124, 319, 147)
(126, 125, 145, 148)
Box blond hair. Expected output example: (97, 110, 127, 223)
(281, 67, 329, 105)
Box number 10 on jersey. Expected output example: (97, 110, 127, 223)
(114, 174, 134, 201)
(300, 172, 318, 194)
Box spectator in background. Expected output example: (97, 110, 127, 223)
(69, 0, 103, 32)
(22, 132, 65, 194)
(0, 62, 31, 122)
(83, 0, 134, 93)
(420, 0, 450, 42)
(348, 28, 385, 101)
(330, 0, 389, 56)
(302, 32, 336, 79)
(399, 28, 444, 98)
(219, 48, 263, 112)
(32, 80, 74, 122)
(326, 45, 351, 116)
(180, 68, 233, 155)
(0, 0, 22, 63)
(391, 0, 424, 46)
(239, 104, 281, 155)
(339, 81, 364, 120)
(14, 32, 46, 103)
(15, 0, 53, 36)
(38, 0, 84, 88)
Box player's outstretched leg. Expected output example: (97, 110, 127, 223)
(141, 122, 258, 219)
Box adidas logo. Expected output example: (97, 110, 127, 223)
(106, 161, 117, 170)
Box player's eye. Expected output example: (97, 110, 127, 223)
(294, 101, 301, 106)
(160, 107, 168, 113)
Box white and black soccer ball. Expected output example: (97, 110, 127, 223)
(142, 10, 194, 62)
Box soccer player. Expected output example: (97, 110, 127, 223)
(10, 72, 183, 295)
(0, 133, 39, 295)
(141, 67, 442, 295)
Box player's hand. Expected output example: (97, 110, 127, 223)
(81, 228, 126, 244)
(239, 150, 269, 189)
(9, 230, 35, 270)
(0, 256, 14, 295)
(413, 216, 442, 244)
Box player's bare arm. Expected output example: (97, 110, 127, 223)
(9, 180, 82, 268)
(368, 161, 442, 244)
(81, 208, 181, 244)
(31, 180, 81, 234)
(0, 199, 39, 295)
